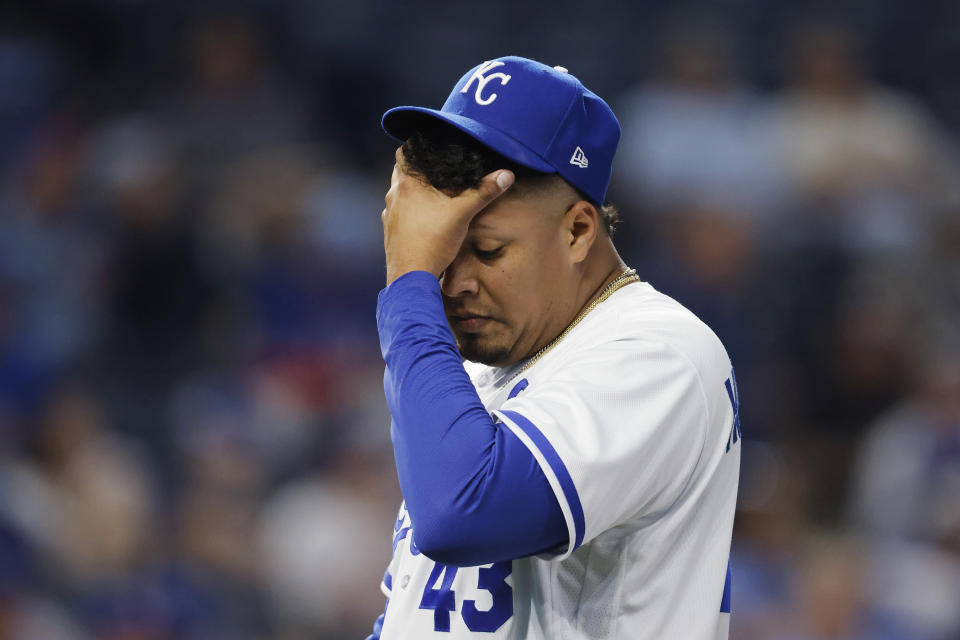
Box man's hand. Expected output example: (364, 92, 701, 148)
(382, 147, 515, 285)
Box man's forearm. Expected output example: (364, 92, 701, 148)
(376, 271, 566, 566)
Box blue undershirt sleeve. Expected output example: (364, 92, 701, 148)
(376, 270, 567, 567)
(364, 612, 385, 640)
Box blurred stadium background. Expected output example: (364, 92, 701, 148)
(0, 1, 958, 639)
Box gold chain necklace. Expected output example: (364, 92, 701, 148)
(513, 268, 640, 378)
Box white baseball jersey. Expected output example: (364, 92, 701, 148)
(378, 280, 741, 639)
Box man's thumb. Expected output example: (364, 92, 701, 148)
(495, 170, 515, 191)
(467, 169, 515, 207)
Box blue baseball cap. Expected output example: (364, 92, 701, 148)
(381, 56, 621, 205)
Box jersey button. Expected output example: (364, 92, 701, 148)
(401, 575, 411, 589)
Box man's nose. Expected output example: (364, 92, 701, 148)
(440, 254, 480, 298)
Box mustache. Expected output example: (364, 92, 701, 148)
(442, 300, 498, 321)
(446, 309, 495, 320)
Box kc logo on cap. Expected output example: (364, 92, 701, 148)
(461, 60, 512, 106)
(382, 56, 621, 205)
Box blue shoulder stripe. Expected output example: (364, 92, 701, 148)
(499, 409, 585, 551)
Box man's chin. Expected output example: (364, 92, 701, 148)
(456, 336, 512, 367)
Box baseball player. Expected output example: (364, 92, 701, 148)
(369, 56, 740, 640)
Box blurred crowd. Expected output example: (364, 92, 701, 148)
(0, 3, 958, 639)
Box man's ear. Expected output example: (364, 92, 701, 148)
(565, 201, 600, 264)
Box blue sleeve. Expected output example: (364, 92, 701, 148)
(365, 613, 385, 640)
(376, 271, 567, 566)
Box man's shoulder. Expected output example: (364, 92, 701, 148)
(577, 280, 728, 365)
(467, 280, 731, 394)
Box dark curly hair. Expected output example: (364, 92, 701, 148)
(400, 122, 620, 235)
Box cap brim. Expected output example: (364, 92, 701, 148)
(381, 106, 555, 174)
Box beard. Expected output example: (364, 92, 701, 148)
(454, 331, 513, 366)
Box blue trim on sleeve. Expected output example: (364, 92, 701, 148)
(499, 409, 585, 551)
(383, 570, 393, 591)
(720, 560, 732, 613)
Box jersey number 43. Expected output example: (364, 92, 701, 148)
(419, 561, 513, 632)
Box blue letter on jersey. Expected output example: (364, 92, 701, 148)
(724, 370, 742, 452)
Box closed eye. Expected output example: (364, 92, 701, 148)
(475, 246, 504, 260)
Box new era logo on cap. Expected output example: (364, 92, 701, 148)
(570, 146, 589, 169)
(381, 56, 621, 205)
